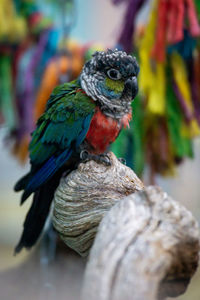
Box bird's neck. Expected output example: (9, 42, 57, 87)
(79, 75, 132, 120)
(97, 102, 132, 121)
(77, 86, 132, 121)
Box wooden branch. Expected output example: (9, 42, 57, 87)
(82, 186, 199, 300)
(52, 152, 199, 299)
(52, 152, 144, 257)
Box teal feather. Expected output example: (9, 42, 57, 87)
(29, 80, 95, 165)
(17, 79, 95, 202)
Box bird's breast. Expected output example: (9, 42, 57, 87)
(86, 107, 132, 154)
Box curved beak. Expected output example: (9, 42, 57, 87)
(123, 76, 138, 101)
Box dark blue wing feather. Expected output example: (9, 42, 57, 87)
(21, 149, 73, 203)
(21, 112, 93, 203)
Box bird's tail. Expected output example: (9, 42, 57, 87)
(14, 171, 37, 205)
(15, 148, 73, 205)
(14, 173, 31, 192)
(14, 174, 61, 254)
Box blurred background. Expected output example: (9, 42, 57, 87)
(0, 0, 200, 299)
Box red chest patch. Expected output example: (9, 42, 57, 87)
(86, 108, 132, 154)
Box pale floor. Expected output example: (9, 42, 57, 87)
(0, 244, 86, 300)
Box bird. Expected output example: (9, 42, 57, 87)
(14, 49, 139, 254)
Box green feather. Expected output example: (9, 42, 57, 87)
(105, 78, 124, 93)
(29, 80, 95, 165)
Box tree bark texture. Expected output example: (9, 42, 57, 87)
(52, 152, 199, 300)
(52, 152, 144, 257)
(82, 186, 199, 300)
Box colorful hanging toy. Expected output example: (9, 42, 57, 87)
(0, 0, 73, 162)
(1, 0, 200, 182)
(111, 0, 200, 181)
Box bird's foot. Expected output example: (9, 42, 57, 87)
(118, 157, 126, 165)
(80, 150, 111, 166)
(97, 154, 111, 166)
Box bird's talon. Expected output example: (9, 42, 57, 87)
(99, 154, 111, 166)
(80, 151, 111, 166)
(80, 150, 89, 161)
(118, 157, 126, 165)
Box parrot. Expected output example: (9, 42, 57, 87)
(14, 49, 139, 253)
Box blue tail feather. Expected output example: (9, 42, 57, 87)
(21, 148, 73, 204)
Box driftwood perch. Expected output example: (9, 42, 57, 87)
(52, 152, 199, 300)
(53, 152, 144, 256)
(82, 186, 199, 300)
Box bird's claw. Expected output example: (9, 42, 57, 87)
(118, 157, 126, 165)
(99, 154, 111, 166)
(80, 151, 111, 166)
(80, 150, 90, 161)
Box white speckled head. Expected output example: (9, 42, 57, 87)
(80, 49, 139, 119)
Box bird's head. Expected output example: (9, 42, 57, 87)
(80, 49, 139, 118)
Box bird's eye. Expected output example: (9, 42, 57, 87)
(107, 69, 121, 80)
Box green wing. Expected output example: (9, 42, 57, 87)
(29, 80, 95, 166)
